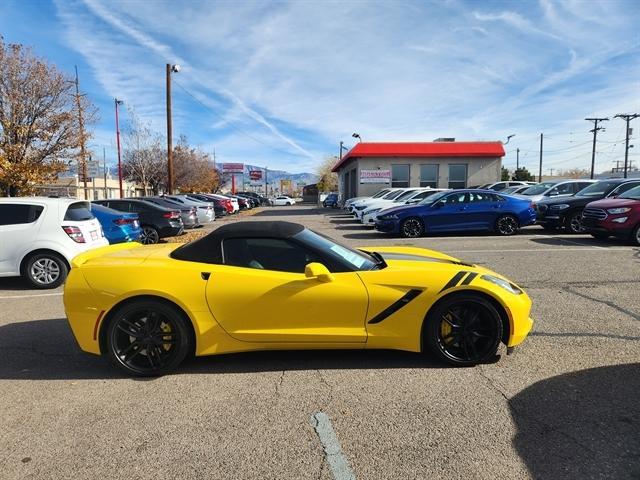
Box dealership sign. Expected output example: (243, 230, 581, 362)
(221, 162, 244, 174)
(360, 169, 391, 184)
(249, 170, 263, 181)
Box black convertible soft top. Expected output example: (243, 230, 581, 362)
(170, 221, 305, 264)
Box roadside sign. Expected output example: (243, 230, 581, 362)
(222, 163, 244, 174)
(360, 169, 391, 184)
(249, 170, 263, 181)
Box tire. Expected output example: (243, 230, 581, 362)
(423, 293, 503, 367)
(400, 217, 424, 238)
(140, 225, 160, 245)
(632, 224, 640, 246)
(22, 252, 68, 289)
(105, 299, 192, 376)
(590, 232, 609, 240)
(565, 211, 586, 234)
(495, 215, 519, 236)
(286, 202, 291, 206)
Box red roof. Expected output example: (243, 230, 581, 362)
(332, 142, 505, 172)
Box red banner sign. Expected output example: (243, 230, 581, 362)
(249, 170, 263, 181)
(221, 163, 244, 174)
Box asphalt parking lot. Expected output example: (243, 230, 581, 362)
(1, 205, 639, 480)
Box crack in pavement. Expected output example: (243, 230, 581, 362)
(530, 331, 640, 341)
(274, 370, 285, 397)
(316, 369, 334, 412)
(562, 286, 640, 322)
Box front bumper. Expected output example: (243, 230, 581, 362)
(374, 220, 398, 233)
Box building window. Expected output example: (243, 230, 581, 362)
(448, 164, 467, 189)
(420, 165, 438, 188)
(391, 164, 410, 188)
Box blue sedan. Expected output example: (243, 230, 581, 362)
(90, 203, 142, 244)
(374, 189, 536, 237)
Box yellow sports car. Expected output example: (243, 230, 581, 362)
(64, 221, 533, 376)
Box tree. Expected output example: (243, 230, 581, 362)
(0, 38, 97, 196)
(121, 107, 165, 195)
(558, 168, 589, 179)
(173, 135, 219, 193)
(501, 167, 510, 181)
(317, 156, 338, 192)
(512, 167, 535, 181)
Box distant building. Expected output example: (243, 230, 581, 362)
(331, 140, 505, 199)
(302, 183, 319, 203)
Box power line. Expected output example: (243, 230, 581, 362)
(585, 117, 609, 179)
(614, 113, 639, 178)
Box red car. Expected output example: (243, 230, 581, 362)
(583, 185, 640, 245)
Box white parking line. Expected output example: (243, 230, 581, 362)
(446, 247, 631, 253)
(311, 412, 356, 480)
(0, 292, 63, 300)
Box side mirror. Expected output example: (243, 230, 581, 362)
(304, 262, 334, 283)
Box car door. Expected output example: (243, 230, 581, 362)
(0, 203, 44, 275)
(463, 192, 497, 229)
(204, 237, 368, 344)
(424, 192, 469, 232)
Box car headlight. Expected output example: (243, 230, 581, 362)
(550, 204, 570, 210)
(379, 214, 398, 220)
(355, 205, 367, 211)
(607, 207, 631, 214)
(481, 274, 522, 295)
(365, 208, 381, 215)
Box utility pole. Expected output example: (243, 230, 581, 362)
(114, 99, 124, 198)
(614, 113, 638, 179)
(74, 66, 89, 200)
(166, 64, 180, 194)
(548, 168, 554, 177)
(103, 147, 108, 199)
(264, 166, 268, 199)
(585, 117, 609, 179)
(538, 133, 543, 182)
(516, 148, 520, 170)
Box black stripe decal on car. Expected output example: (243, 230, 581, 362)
(368, 289, 423, 325)
(439, 271, 468, 293)
(461, 272, 478, 285)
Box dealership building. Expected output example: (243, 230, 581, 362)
(332, 140, 505, 199)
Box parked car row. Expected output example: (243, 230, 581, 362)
(336, 178, 640, 245)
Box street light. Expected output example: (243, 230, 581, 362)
(504, 134, 515, 145)
(114, 98, 124, 198)
(352, 133, 362, 142)
(166, 64, 181, 194)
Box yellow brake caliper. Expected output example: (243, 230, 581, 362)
(441, 313, 453, 344)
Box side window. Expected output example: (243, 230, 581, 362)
(468, 192, 490, 203)
(223, 238, 322, 273)
(0, 204, 44, 226)
(491, 183, 507, 191)
(107, 201, 129, 212)
(443, 192, 467, 205)
(549, 183, 573, 196)
(611, 182, 640, 196)
(64, 202, 94, 221)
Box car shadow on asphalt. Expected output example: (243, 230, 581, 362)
(0, 277, 49, 291)
(529, 236, 631, 248)
(253, 207, 321, 217)
(510, 363, 640, 479)
(0, 318, 447, 380)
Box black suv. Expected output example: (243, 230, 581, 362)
(536, 178, 640, 233)
(93, 199, 184, 244)
(236, 191, 269, 206)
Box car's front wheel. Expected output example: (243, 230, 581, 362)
(286, 202, 291, 206)
(105, 300, 192, 376)
(22, 252, 68, 289)
(632, 224, 640, 246)
(495, 215, 519, 236)
(400, 217, 424, 238)
(566, 211, 586, 234)
(424, 293, 503, 366)
(140, 225, 159, 244)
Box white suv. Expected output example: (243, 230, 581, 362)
(0, 197, 109, 288)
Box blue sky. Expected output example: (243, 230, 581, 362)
(1, 0, 639, 174)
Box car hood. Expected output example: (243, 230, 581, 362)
(586, 198, 640, 209)
(376, 204, 423, 216)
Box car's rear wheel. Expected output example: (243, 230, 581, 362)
(566, 211, 586, 234)
(286, 202, 291, 206)
(22, 252, 68, 289)
(495, 215, 519, 236)
(140, 225, 159, 244)
(400, 217, 424, 238)
(105, 300, 192, 376)
(424, 293, 503, 366)
(632, 224, 640, 246)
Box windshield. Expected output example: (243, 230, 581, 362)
(382, 190, 405, 200)
(576, 181, 619, 197)
(295, 229, 378, 271)
(418, 191, 449, 205)
(521, 181, 559, 195)
(619, 185, 640, 200)
(372, 189, 391, 198)
(393, 190, 418, 202)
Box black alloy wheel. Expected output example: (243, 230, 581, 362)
(424, 293, 502, 366)
(400, 217, 424, 238)
(495, 215, 519, 236)
(286, 202, 291, 206)
(140, 225, 160, 245)
(566, 211, 586, 234)
(632, 225, 640, 246)
(105, 300, 191, 376)
(23, 252, 68, 289)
